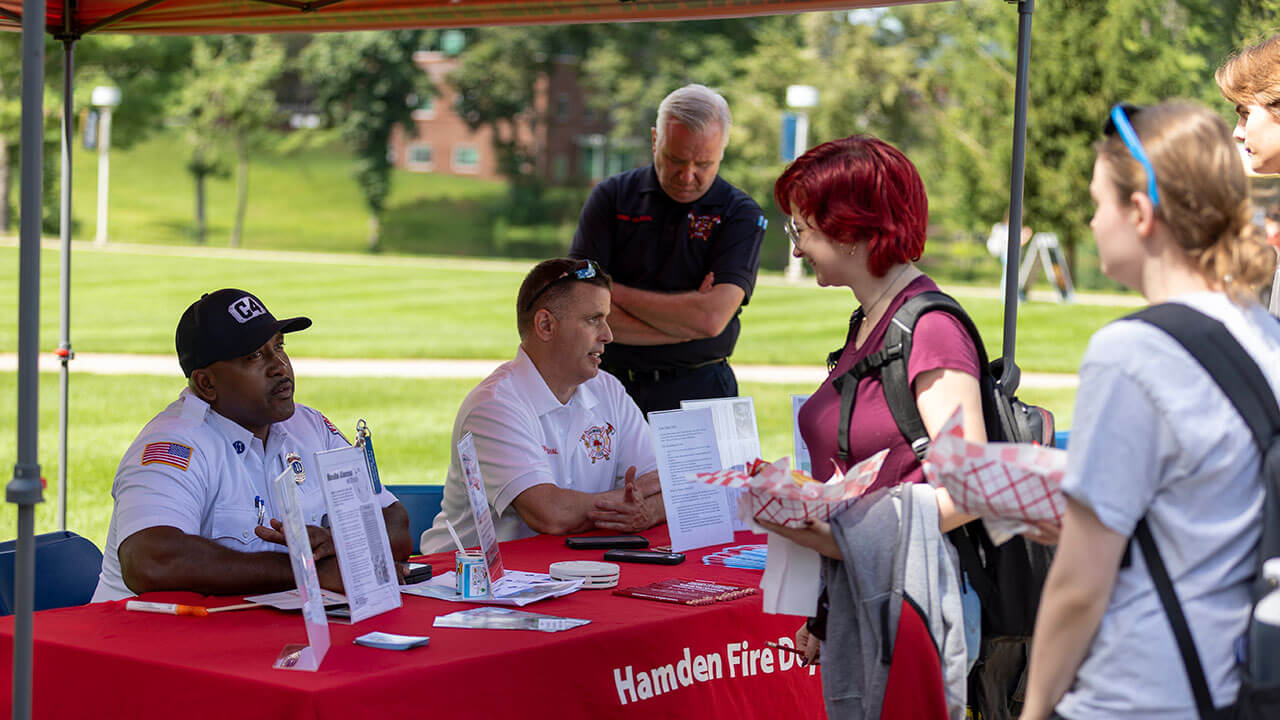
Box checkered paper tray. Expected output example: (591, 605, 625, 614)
(690, 449, 888, 528)
(921, 408, 1067, 545)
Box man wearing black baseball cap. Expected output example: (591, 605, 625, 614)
(92, 289, 411, 602)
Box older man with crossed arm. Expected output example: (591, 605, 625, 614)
(571, 83, 766, 415)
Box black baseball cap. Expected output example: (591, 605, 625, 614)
(175, 289, 312, 377)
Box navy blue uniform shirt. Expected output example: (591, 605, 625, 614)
(570, 166, 765, 370)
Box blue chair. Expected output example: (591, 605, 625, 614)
(0, 530, 103, 615)
(390, 485, 445, 554)
(1054, 430, 1070, 450)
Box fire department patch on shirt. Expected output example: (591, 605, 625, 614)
(141, 442, 193, 471)
(688, 213, 722, 242)
(579, 423, 615, 464)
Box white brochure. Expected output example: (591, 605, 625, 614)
(268, 465, 330, 672)
(458, 432, 532, 597)
(244, 588, 348, 611)
(681, 397, 762, 532)
(403, 570, 584, 607)
(791, 394, 812, 475)
(314, 444, 402, 623)
(648, 407, 735, 552)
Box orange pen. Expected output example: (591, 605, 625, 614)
(126, 600, 209, 616)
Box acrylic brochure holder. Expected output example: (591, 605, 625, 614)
(268, 464, 331, 671)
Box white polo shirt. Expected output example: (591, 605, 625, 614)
(421, 347, 657, 553)
(92, 389, 399, 602)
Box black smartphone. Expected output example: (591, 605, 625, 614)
(403, 563, 433, 584)
(565, 535, 650, 550)
(603, 549, 686, 565)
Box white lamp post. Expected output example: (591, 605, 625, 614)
(91, 85, 121, 246)
(784, 85, 818, 282)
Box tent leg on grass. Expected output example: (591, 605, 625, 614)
(10, 1, 48, 719)
(57, 37, 76, 533)
(1001, 0, 1036, 389)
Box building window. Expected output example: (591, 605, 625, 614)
(552, 154, 568, 183)
(556, 93, 571, 123)
(452, 145, 480, 173)
(407, 143, 434, 172)
(412, 95, 436, 120)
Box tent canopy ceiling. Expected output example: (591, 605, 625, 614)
(0, 0, 948, 36)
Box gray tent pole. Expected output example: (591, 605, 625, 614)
(9, 0, 47, 717)
(57, 38, 75, 532)
(1000, 0, 1034, 389)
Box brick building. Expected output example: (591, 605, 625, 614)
(390, 51, 642, 185)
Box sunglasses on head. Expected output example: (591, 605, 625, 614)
(1103, 103, 1160, 208)
(523, 259, 603, 311)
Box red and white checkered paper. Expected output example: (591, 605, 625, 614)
(691, 450, 887, 528)
(921, 409, 1067, 545)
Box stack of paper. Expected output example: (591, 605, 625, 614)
(921, 409, 1067, 544)
(401, 569, 583, 607)
(433, 607, 590, 633)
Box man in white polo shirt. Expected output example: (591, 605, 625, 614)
(421, 258, 664, 553)
(92, 288, 411, 602)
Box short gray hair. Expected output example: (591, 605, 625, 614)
(656, 84, 731, 148)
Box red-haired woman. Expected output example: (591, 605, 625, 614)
(759, 135, 985, 720)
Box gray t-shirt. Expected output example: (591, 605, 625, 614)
(1057, 293, 1280, 719)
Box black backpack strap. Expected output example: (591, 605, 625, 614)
(1132, 303, 1280, 593)
(827, 308, 864, 373)
(1127, 303, 1280, 720)
(879, 291, 992, 462)
(1134, 518, 1218, 720)
(1129, 304, 1280, 452)
(832, 342, 904, 465)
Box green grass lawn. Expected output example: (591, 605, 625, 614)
(2, 373, 1085, 549)
(1, 243, 1096, 547)
(0, 245, 1128, 374)
(67, 130, 511, 255)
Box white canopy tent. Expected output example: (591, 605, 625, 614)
(5, 1, 1037, 717)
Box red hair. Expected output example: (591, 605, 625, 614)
(773, 135, 927, 277)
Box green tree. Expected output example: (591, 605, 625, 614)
(450, 28, 573, 180)
(0, 34, 190, 235)
(786, 1, 1252, 285)
(175, 36, 285, 247)
(303, 30, 427, 252)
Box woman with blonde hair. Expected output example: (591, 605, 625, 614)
(1216, 36, 1280, 314)
(1021, 101, 1280, 719)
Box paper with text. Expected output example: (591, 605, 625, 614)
(457, 432, 516, 596)
(681, 397, 761, 532)
(314, 444, 401, 623)
(649, 407, 734, 552)
(791, 394, 812, 476)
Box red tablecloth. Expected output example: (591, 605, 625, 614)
(0, 528, 826, 719)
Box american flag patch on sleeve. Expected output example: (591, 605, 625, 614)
(321, 414, 349, 443)
(141, 442, 193, 471)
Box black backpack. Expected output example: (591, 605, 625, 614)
(1127, 303, 1280, 720)
(830, 290, 1056, 720)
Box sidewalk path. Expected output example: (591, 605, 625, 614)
(0, 352, 1080, 389)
